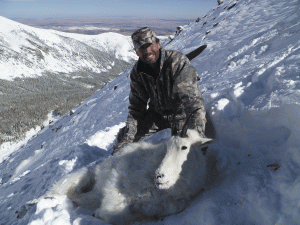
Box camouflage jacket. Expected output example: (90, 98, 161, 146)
(126, 48, 206, 141)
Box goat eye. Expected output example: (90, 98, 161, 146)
(181, 146, 188, 150)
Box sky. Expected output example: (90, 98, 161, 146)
(0, 0, 217, 19)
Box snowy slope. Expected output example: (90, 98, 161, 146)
(59, 32, 168, 63)
(0, 16, 137, 80)
(54, 31, 138, 63)
(1, 0, 300, 224)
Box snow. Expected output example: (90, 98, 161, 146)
(85, 123, 126, 149)
(0, 16, 137, 81)
(57, 32, 138, 63)
(0, 111, 60, 164)
(1, 0, 300, 224)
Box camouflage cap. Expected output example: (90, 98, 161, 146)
(131, 27, 158, 50)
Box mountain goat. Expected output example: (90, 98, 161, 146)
(43, 109, 214, 224)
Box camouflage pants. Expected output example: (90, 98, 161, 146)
(111, 110, 215, 155)
(112, 110, 177, 155)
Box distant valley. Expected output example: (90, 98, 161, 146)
(0, 16, 137, 144)
(14, 17, 195, 36)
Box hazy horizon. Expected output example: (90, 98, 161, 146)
(2, 15, 206, 21)
(9, 17, 196, 36)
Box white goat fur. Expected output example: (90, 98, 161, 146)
(45, 129, 212, 224)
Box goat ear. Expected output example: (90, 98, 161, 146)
(200, 138, 216, 148)
(199, 139, 216, 155)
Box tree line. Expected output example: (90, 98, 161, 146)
(0, 63, 131, 145)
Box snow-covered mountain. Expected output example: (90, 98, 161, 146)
(0, 16, 136, 145)
(1, 0, 300, 224)
(0, 16, 137, 81)
(54, 31, 138, 63)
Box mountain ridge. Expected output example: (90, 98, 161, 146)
(0, 16, 134, 144)
(0, 15, 137, 80)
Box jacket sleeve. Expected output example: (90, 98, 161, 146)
(126, 68, 149, 141)
(173, 57, 206, 136)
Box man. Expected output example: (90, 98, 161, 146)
(112, 27, 210, 154)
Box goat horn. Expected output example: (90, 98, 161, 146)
(180, 108, 201, 138)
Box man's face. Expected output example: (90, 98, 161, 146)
(136, 41, 161, 67)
